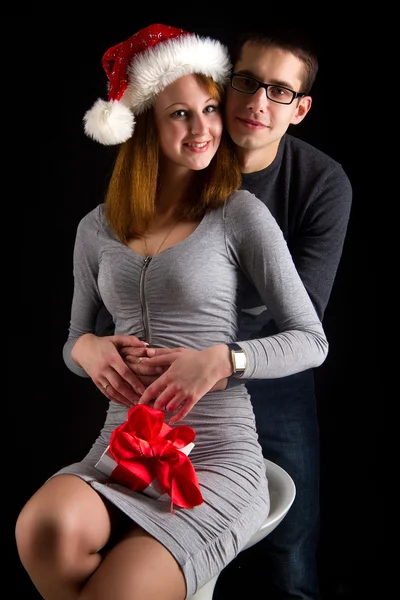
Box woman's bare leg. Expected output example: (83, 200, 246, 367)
(15, 474, 117, 600)
(80, 526, 186, 600)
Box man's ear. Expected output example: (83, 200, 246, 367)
(290, 96, 312, 125)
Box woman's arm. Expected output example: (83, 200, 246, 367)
(138, 191, 328, 422)
(64, 209, 154, 407)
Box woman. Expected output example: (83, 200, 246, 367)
(15, 24, 328, 600)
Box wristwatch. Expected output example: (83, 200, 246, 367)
(227, 342, 247, 378)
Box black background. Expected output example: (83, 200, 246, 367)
(15, 9, 378, 599)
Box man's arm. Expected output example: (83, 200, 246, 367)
(289, 164, 352, 320)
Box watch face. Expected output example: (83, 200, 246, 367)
(235, 352, 247, 371)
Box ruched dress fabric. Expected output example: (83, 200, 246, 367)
(56, 190, 328, 598)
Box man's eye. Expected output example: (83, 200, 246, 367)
(240, 77, 254, 88)
(269, 86, 290, 99)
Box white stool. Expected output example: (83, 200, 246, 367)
(188, 458, 296, 600)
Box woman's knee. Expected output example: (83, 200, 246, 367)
(16, 474, 112, 569)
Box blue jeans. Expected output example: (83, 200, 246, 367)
(247, 369, 320, 600)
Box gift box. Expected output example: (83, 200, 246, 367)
(96, 437, 195, 498)
(95, 404, 203, 509)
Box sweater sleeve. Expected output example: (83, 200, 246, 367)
(225, 192, 329, 380)
(289, 162, 353, 320)
(62, 207, 104, 378)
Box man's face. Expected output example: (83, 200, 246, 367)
(225, 43, 311, 160)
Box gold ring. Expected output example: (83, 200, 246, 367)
(103, 383, 109, 392)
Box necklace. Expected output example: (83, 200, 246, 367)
(142, 220, 180, 258)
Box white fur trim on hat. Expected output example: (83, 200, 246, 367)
(125, 34, 231, 114)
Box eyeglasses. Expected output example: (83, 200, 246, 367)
(230, 73, 305, 105)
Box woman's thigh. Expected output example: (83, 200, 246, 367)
(82, 526, 186, 600)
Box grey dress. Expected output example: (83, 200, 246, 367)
(56, 190, 328, 598)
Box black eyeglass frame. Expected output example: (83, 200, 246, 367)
(230, 73, 306, 105)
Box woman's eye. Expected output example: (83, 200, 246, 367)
(205, 105, 219, 113)
(171, 109, 187, 118)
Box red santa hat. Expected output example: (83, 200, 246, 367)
(83, 23, 231, 145)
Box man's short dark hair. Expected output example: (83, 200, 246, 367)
(228, 25, 319, 94)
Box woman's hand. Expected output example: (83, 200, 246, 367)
(71, 334, 158, 408)
(138, 345, 232, 424)
(120, 345, 176, 388)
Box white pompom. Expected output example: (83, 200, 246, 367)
(83, 99, 135, 145)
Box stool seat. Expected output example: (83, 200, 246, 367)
(188, 458, 296, 600)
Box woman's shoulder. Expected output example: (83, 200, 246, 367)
(224, 189, 275, 222)
(75, 204, 109, 247)
(223, 190, 285, 245)
(78, 203, 106, 231)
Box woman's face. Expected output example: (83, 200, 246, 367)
(154, 74, 223, 172)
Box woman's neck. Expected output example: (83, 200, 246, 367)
(156, 162, 195, 214)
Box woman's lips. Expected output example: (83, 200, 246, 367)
(184, 141, 211, 152)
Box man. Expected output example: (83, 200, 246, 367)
(221, 27, 352, 600)
(76, 24, 352, 600)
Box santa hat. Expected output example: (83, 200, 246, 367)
(83, 23, 231, 145)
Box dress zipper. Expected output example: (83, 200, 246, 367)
(140, 257, 151, 342)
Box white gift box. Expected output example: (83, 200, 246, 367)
(95, 442, 195, 499)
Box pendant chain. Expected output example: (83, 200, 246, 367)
(143, 220, 180, 258)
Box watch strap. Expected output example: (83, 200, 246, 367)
(227, 342, 247, 378)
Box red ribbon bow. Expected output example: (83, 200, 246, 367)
(109, 404, 203, 509)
